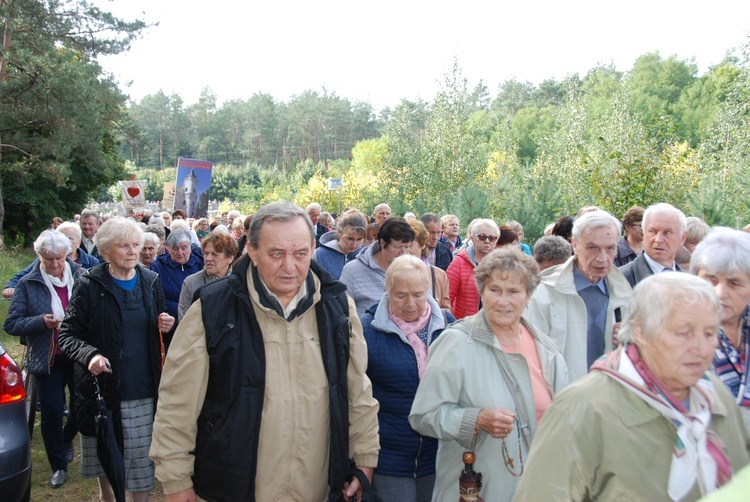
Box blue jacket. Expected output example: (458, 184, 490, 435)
(4, 258, 83, 375)
(149, 251, 204, 320)
(312, 231, 361, 280)
(361, 295, 455, 478)
(434, 241, 453, 271)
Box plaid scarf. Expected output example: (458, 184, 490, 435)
(712, 306, 750, 407)
(591, 345, 732, 500)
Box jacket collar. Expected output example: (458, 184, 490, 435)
(370, 293, 445, 342)
(542, 255, 631, 300)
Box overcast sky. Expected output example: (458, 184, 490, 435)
(97, 1, 750, 111)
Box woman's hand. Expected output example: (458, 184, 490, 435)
(88, 354, 112, 376)
(43, 313, 62, 330)
(158, 312, 175, 332)
(475, 408, 517, 438)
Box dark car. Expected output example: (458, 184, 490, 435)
(0, 340, 31, 502)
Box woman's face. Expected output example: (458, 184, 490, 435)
(389, 276, 428, 323)
(40, 251, 68, 279)
(409, 239, 425, 258)
(379, 239, 412, 269)
(140, 240, 157, 267)
(471, 225, 498, 260)
(338, 230, 364, 256)
(481, 270, 529, 331)
(168, 241, 191, 265)
(627, 222, 643, 243)
(57, 228, 81, 256)
(696, 269, 750, 328)
(636, 298, 719, 401)
(108, 241, 141, 273)
(203, 243, 233, 277)
(162, 214, 171, 226)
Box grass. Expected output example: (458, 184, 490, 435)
(1, 247, 166, 500)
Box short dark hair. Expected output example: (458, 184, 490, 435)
(551, 216, 574, 242)
(497, 226, 518, 246)
(377, 218, 415, 247)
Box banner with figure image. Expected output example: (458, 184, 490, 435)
(174, 158, 213, 219)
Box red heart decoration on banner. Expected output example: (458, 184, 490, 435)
(127, 187, 140, 197)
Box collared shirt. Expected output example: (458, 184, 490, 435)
(573, 263, 609, 368)
(81, 236, 96, 254)
(259, 278, 308, 319)
(643, 252, 676, 273)
(427, 247, 436, 266)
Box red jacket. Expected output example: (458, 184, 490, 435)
(446, 250, 480, 319)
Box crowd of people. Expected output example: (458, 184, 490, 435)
(3, 199, 750, 501)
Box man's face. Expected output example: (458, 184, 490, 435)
(248, 217, 314, 305)
(443, 217, 460, 239)
(80, 216, 98, 239)
(643, 211, 687, 268)
(373, 205, 391, 225)
(308, 208, 321, 226)
(572, 224, 619, 283)
(425, 221, 441, 250)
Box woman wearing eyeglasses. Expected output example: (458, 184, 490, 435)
(446, 219, 500, 319)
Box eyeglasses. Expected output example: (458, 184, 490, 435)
(475, 233, 499, 243)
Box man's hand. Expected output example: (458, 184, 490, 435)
(165, 488, 197, 502)
(3, 288, 14, 299)
(342, 466, 374, 501)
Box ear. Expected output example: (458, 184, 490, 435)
(679, 230, 688, 246)
(632, 324, 647, 348)
(247, 242, 258, 265)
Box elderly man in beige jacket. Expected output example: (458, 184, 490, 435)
(150, 202, 379, 502)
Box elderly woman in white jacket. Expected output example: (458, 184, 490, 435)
(409, 247, 568, 502)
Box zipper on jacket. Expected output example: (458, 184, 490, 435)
(413, 435, 423, 478)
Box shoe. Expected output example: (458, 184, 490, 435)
(51, 469, 67, 488)
(65, 441, 74, 463)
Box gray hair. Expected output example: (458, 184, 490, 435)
(642, 203, 687, 235)
(505, 220, 523, 235)
(144, 224, 166, 241)
(96, 218, 145, 259)
(80, 209, 99, 223)
(143, 231, 161, 247)
(170, 219, 190, 232)
(149, 215, 165, 227)
(165, 228, 192, 248)
(420, 212, 441, 227)
(57, 221, 82, 241)
(306, 202, 322, 213)
(385, 254, 430, 294)
(690, 227, 750, 277)
(227, 210, 241, 220)
(571, 210, 621, 241)
(474, 247, 541, 296)
(471, 219, 500, 237)
(248, 202, 314, 248)
(533, 235, 573, 264)
(618, 273, 720, 344)
(34, 229, 72, 257)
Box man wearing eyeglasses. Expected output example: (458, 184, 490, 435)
(526, 210, 633, 382)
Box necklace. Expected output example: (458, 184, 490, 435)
(501, 418, 524, 476)
(498, 326, 523, 349)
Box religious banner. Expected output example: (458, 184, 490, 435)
(120, 179, 147, 211)
(162, 182, 176, 211)
(174, 158, 213, 218)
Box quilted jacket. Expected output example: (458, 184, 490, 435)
(4, 258, 83, 375)
(446, 248, 480, 319)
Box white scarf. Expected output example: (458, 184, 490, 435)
(40, 260, 74, 323)
(597, 348, 724, 500)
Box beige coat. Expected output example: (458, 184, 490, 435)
(149, 266, 380, 500)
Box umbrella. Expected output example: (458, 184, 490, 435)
(94, 376, 126, 502)
(459, 451, 485, 502)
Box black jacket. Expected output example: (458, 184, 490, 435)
(192, 256, 352, 502)
(58, 263, 174, 436)
(434, 240, 453, 271)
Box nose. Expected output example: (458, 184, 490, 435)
(281, 253, 295, 271)
(713, 281, 728, 299)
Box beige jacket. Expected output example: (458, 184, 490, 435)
(149, 266, 380, 500)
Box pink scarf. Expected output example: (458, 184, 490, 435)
(390, 302, 432, 379)
(592, 345, 732, 499)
